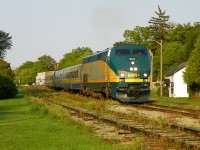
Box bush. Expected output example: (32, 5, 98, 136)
(188, 83, 200, 99)
(156, 86, 169, 97)
(0, 75, 18, 99)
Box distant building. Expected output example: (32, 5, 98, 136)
(36, 72, 46, 85)
(165, 62, 188, 97)
(36, 71, 54, 86)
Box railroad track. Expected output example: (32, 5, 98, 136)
(122, 103, 200, 134)
(129, 103, 200, 119)
(43, 99, 200, 150)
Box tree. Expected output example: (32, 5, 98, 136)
(0, 75, 18, 99)
(167, 23, 192, 44)
(184, 22, 200, 55)
(167, 22, 200, 60)
(0, 31, 12, 58)
(184, 36, 200, 91)
(148, 5, 171, 41)
(16, 55, 56, 85)
(58, 47, 92, 69)
(148, 6, 172, 81)
(162, 42, 186, 75)
(123, 26, 150, 45)
(16, 61, 35, 85)
(33, 55, 56, 72)
(0, 59, 17, 99)
(0, 58, 14, 80)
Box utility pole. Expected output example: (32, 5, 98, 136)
(148, 39, 163, 97)
(149, 50, 153, 90)
(160, 39, 163, 97)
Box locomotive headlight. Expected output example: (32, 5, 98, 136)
(131, 61, 135, 65)
(120, 73, 125, 77)
(144, 73, 147, 77)
(130, 67, 134, 71)
(134, 67, 138, 71)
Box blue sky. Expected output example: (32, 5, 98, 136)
(1, 0, 200, 68)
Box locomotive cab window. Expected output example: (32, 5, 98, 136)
(132, 50, 147, 55)
(115, 49, 130, 56)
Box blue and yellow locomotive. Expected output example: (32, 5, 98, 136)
(45, 44, 151, 102)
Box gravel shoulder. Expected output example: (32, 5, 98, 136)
(107, 105, 200, 130)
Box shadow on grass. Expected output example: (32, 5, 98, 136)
(14, 94, 24, 99)
(0, 111, 27, 116)
(0, 91, 24, 101)
(0, 117, 32, 124)
(0, 104, 27, 111)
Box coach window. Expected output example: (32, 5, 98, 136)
(65, 72, 67, 79)
(75, 71, 77, 78)
(97, 54, 102, 60)
(171, 82, 174, 94)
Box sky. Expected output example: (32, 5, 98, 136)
(1, 0, 200, 68)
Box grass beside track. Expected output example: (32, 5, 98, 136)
(151, 96, 200, 110)
(0, 88, 132, 150)
(150, 91, 200, 110)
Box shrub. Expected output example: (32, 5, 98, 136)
(156, 86, 169, 97)
(0, 75, 18, 99)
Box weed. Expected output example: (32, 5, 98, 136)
(131, 137, 144, 150)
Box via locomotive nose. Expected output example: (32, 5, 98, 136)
(111, 46, 151, 102)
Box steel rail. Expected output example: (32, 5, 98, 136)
(129, 104, 200, 119)
(43, 99, 200, 149)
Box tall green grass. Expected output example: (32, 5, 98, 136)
(0, 88, 135, 150)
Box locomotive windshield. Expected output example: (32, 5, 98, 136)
(115, 49, 130, 56)
(115, 49, 147, 56)
(132, 50, 147, 55)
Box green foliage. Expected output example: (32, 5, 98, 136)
(58, 47, 92, 69)
(184, 23, 200, 55)
(0, 75, 18, 99)
(0, 58, 14, 80)
(16, 61, 35, 85)
(167, 24, 192, 44)
(162, 42, 187, 75)
(123, 26, 150, 46)
(33, 55, 56, 72)
(16, 55, 56, 85)
(0, 30, 12, 58)
(156, 86, 169, 97)
(184, 36, 200, 93)
(167, 23, 200, 57)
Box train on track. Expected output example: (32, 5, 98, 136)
(44, 44, 151, 102)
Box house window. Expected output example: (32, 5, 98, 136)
(171, 82, 174, 94)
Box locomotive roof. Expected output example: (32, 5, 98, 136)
(83, 48, 110, 59)
(83, 44, 148, 60)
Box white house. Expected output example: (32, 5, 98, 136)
(165, 62, 188, 97)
